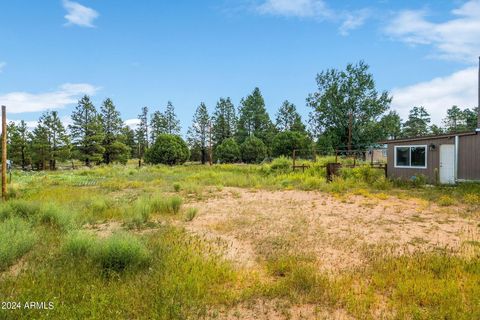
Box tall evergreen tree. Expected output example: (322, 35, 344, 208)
(379, 111, 402, 140)
(121, 126, 137, 158)
(464, 107, 479, 131)
(30, 123, 50, 170)
(236, 88, 275, 145)
(69, 95, 105, 166)
(187, 103, 210, 164)
(136, 106, 149, 160)
(8, 121, 30, 169)
(150, 110, 167, 141)
(402, 106, 431, 138)
(211, 97, 237, 145)
(275, 100, 306, 133)
(40, 111, 70, 170)
(164, 101, 181, 135)
(443, 105, 465, 133)
(100, 98, 129, 164)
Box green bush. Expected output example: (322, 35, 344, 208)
(63, 231, 96, 258)
(38, 205, 76, 231)
(214, 138, 241, 163)
(93, 232, 150, 273)
(185, 207, 198, 222)
(0, 200, 42, 220)
(241, 136, 267, 164)
(272, 131, 310, 158)
(145, 134, 190, 165)
(269, 157, 291, 173)
(0, 217, 37, 271)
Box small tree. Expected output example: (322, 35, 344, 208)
(145, 134, 189, 165)
(214, 138, 240, 163)
(136, 106, 149, 160)
(272, 131, 310, 158)
(240, 136, 267, 164)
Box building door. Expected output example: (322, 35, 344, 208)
(440, 144, 455, 184)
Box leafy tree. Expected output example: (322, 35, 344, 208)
(69, 95, 105, 166)
(164, 101, 181, 135)
(379, 111, 402, 140)
(275, 101, 306, 133)
(40, 111, 70, 170)
(212, 98, 237, 145)
(402, 106, 431, 138)
(145, 134, 189, 165)
(100, 98, 129, 164)
(430, 124, 445, 135)
(136, 106, 149, 160)
(187, 103, 210, 164)
(8, 121, 30, 169)
(307, 61, 391, 150)
(214, 138, 240, 163)
(240, 135, 267, 163)
(236, 88, 275, 146)
(272, 131, 310, 158)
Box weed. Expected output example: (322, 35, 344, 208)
(0, 217, 37, 271)
(63, 231, 96, 258)
(438, 195, 456, 207)
(38, 205, 76, 231)
(185, 207, 198, 222)
(173, 183, 181, 192)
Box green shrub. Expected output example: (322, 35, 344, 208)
(145, 134, 190, 165)
(241, 136, 267, 164)
(185, 208, 198, 222)
(38, 205, 76, 231)
(173, 183, 181, 192)
(169, 196, 183, 214)
(272, 131, 310, 158)
(0, 217, 37, 271)
(269, 156, 291, 173)
(214, 138, 241, 163)
(93, 232, 150, 273)
(63, 231, 96, 258)
(411, 174, 427, 187)
(0, 200, 42, 220)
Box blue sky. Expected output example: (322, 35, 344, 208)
(0, 0, 479, 135)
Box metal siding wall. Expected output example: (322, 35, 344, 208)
(386, 137, 455, 183)
(458, 134, 480, 180)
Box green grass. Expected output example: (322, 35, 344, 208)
(0, 161, 479, 319)
(0, 217, 37, 271)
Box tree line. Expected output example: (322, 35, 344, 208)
(5, 61, 479, 169)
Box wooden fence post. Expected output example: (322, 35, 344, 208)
(2, 105, 7, 201)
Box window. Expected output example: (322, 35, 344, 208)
(394, 145, 427, 168)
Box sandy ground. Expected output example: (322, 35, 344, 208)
(180, 188, 478, 319)
(183, 188, 478, 272)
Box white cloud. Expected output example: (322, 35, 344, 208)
(124, 118, 140, 129)
(339, 9, 370, 36)
(391, 67, 477, 124)
(63, 0, 99, 28)
(257, 0, 333, 18)
(385, 1, 480, 62)
(0, 83, 99, 114)
(0, 62, 6, 73)
(256, 0, 368, 35)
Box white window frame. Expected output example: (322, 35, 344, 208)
(394, 145, 427, 169)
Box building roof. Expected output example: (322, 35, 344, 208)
(380, 131, 478, 144)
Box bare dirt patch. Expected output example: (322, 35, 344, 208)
(184, 188, 478, 272)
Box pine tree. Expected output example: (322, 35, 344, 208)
(136, 106, 149, 160)
(211, 97, 237, 146)
(100, 98, 129, 164)
(8, 121, 30, 169)
(30, 123, 50, 170)
(236, 88, 275, 145)
(275, 100, 306, 133)
(121, 126, 137, 158)
(164, 101, 181, 135)
(40, 111, 70, 170)
(150, 110, 167, 141)
(402, 106, 431, 138)
(69, 95, 105, 166)
(443, 105, 465, 133)
(187, 103, 210, 164)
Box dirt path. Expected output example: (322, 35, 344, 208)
(184, 188, 478, 271)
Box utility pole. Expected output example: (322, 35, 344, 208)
(2, 106, 7, 201)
